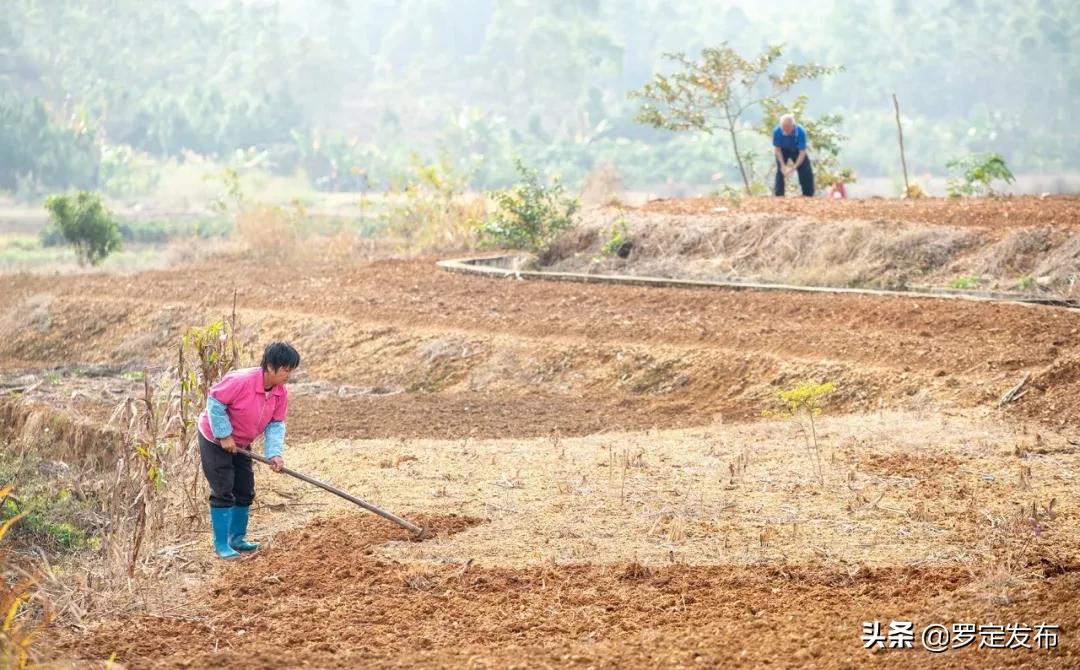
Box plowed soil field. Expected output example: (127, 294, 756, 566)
(2, 197, 1076, 668)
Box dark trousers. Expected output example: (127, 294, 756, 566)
(775, 147, 814, 196)
(199, 432, 255, 508)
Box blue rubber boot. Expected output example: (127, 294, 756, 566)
(229, 505, 259, 553)
(210, 506, 241, 560)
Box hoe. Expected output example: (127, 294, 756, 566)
(242, 450, 427, 539)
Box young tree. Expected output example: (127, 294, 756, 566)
(945, 153, 1015, 197)
(43, 191, 122, 266)
(630, 44, 838, 194)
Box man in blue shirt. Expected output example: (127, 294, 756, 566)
(772, 114, 814, 196)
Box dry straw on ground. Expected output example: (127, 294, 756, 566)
(250, 410, 1078, 573)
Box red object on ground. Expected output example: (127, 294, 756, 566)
(829, 181, 847, 198)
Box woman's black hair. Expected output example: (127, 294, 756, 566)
(261, 341, 301, 371)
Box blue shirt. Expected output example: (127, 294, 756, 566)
(773, 124, 807, 152)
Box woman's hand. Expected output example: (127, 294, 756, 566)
(220, 435, 238, 454)
(269, 456, 285, 473)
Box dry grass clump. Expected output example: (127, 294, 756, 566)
(580, 163, 624, 207)
(234, 203, 303, 257)
(384, 192, 486, 253)
(1, 485, 54, 669)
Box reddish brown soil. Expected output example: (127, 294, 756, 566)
(2, 256, 1078, 434)
(639, 195, 1080, 238)
(58, 513, 1079, 669)
(0, 253, 1069, 363)
(288, 392, 706, 441)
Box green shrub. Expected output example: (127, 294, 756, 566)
(946, 153, 1015, 197)
(43, 192, 122, 265)
(600, 217, 633, 258)
(475, 159, 579, 253)
(1016, 275, 1036, 292)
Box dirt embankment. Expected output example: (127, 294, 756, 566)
(544, 196, 1080, 296)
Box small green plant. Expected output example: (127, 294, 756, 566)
(600, 217, 632, 258)
(766, 381, 836, 485)
(1016, 275, 1036, 292)
(42, 192, 122, 266)
(8, 513, 85, 552)
(949, 275, 980, 290)
(0, 468, 93, 554)
(946, 153, 1015, 197)
(475, 159, 579, 254)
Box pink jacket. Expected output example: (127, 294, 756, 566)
(198, 367, 288, 448)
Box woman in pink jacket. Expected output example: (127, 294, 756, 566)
(197, 341, 300, 559)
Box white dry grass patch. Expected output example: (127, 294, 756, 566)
(279, 410, 1078, 570)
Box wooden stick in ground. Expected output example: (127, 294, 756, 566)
(229, 288, 239, 364)
(241, 450, 426, 537)
(893, 93, 910, 194)
(999, 372, 1031, 406)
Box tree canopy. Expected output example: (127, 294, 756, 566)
(2, 0, 1076, 192)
